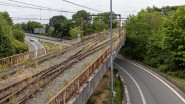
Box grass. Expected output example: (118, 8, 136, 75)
(114, 77, 122, 104)
(164, 73, 185, 89)
(46, 92, 52, 102)
(94, 91, 103, 96)
(0, 65, 3, 70)
(87, 70, 110, 104)
(23, 57, 42, 64)
(41, 42, 61, 53)
(1, 74, 8, 79)
(9, 95, 16, 104)
(63, 80, 68, 86)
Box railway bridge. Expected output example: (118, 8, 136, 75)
(47, 32, 126, 104)
(0, 29, 126, 104)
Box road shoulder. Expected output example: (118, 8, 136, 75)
(116, 54, 185, 101)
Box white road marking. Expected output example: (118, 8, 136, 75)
(33, 39, 47, 55)
(25, 38, 38, 57)
(25, 39, 31, 51)
(117, 57, 185, 103)
(114, 63, 147, 104)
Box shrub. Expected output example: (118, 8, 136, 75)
(158, 65, 168, 72)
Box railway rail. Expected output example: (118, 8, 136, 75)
(0, 33, 118, 104)
(0, 33, 109, 77)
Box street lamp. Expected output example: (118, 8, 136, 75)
(110, 0, 114, 104)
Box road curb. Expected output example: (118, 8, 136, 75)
(119, 75, 130, 104)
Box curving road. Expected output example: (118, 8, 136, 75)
(25, 36, 46, 58)
(114, 57, 185, 104)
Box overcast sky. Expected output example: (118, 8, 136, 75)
(0, 0, 185, 24)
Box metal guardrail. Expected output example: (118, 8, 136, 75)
(47, 36, 122, 104)
(0, 48, 47, 69)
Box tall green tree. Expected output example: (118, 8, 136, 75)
(122, 5, 185, 78)
(1, 11, 13, 25)
(60, 19, 74, 38)
(92, 12, 118, 33)
(0, 26, 14, 58)
(49, 15, 67, 34)
(163, 6, 185, 70)
(72, 10, 92, 35)
(0, 12, 28, 58)
(27, 21, 43, 33)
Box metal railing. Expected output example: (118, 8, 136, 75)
(0, 48, 47, 69)
(47, 36, 122, 104)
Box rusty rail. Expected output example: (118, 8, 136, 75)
(47, 36, 121, 104)
(0, 47, 47, 69)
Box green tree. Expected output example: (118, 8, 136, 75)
(0, 26, 14, 58)
(27, 21, 43, 33)
(60, 19, 74, 39)
(122, 5, 185, 78)
(1, 11, 13, 25)
(163, 6, 185, 70)
(92, 17, 108, 32)
(0, 12, 28, 58)
(12, 26, 24, 42)
(70, 27, 81, 38)
(72, 10, 92, 35)
(15, 23, 28, 32)
(49, 15, 67, 35)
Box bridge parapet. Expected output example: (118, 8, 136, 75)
(0, 47, 46, 70)
(47, 33, 126, 104)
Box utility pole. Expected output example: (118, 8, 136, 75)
(110, 0, 114, 104)
(9, 25, 12, 43)
(119, 14, 121, 38)
(39, 8, 41, 41)
(81, 16, 84, 36)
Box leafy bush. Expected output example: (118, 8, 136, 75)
(167, 71, 185, 79)
(12, 27, 24, 42)
(70, 27, 81, 38)
(12, 39, 29, 54)
(158, 65, 169, 72)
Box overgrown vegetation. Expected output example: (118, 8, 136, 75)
(87, 71, 110, 104)
(122, 5, 185, 79)
(1, 73, 8, 79)
(114, 77, 122, 104)
(0, 12, 29, 58)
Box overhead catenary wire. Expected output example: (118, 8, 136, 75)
(4, 0, 106, 24)
(11, 17, 50, 20)
(61, 0, 103, 13)
(7, 0, 75, 13)
(0, 2, 49, 10)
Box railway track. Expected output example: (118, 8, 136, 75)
(0, 33, 108, 77)
(0, 34, 116, 104)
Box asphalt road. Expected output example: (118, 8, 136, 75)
(25, 33, 71, 46)
(25, 36, 46, 57)
(25, 36, 44, 50)
(114, 57, 185, 104)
